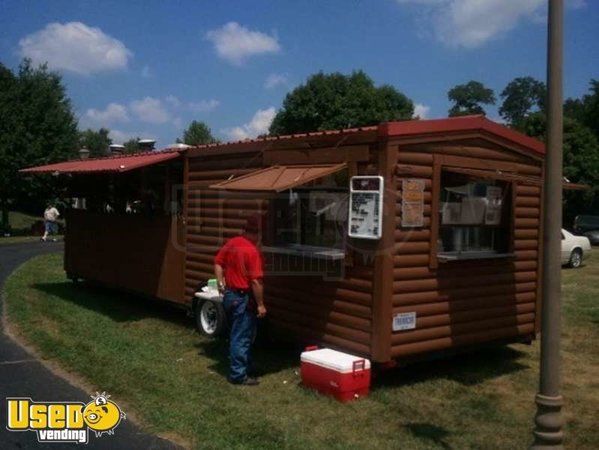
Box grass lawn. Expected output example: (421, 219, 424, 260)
(4, 254, 599, 449)
(8, 210, 40, 230)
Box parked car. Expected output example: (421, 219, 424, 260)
(573, 215, 599, 245)
(583, 230, 599, 246)
(561, 229, 592, 268)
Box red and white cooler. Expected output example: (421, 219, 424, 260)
(300, 347, 371, 402)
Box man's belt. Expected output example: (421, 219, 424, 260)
(226, 287, 251, 295)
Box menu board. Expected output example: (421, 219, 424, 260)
(348, 176, 383, 239)
(401, 179, 425, 227)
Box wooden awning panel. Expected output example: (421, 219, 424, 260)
(209, 163, 347, 192)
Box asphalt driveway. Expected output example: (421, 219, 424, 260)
(0, 241, 181, 449)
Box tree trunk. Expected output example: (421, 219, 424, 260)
(0, 200, 9, 233)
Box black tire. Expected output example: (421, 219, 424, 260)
(568, 248, 583, 268)
(194, 299, 227, 337)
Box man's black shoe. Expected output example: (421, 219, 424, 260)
(229, 377, 260, 386)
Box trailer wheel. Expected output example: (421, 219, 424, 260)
(195, 300, 226, 337)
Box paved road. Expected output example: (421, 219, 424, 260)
(0, 241, 181, 449)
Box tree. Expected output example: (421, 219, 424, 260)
(518, 112, 599, 224)
(0, 60, 78, 231)
(123, 138, 140, 154)
(499, 77, 546, 128)
(269, 71, 413, 135)
(564, 79, 599, 139)
(447, 80, 496, 117)
(79, 128, 112, 158)
(181, 121, 216, 145)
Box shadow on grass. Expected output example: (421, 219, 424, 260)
(32, 281, 528, 385)
(195, 334, 302, 379)
(32, 281, 189, 326)
(32, 281, 300, 378)
(404, 423, 452, 450)
(375, 345, 528, 389)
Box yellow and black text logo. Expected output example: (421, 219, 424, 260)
(6, 392, 125, 444)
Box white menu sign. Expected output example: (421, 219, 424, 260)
(348, 176, 383, 240)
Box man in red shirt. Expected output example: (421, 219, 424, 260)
(214, 215, 266, 385)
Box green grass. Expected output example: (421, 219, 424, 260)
(0, 236, 64, 245)
(4, 254, 599, 449)
(8, 210, 40, 231)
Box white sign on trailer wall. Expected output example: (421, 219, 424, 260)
(348, 176, 383, 239)
(392, 312, 416, 331)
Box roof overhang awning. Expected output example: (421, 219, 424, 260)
(209, 163, 347, 192)
(444, 167, 592, 191)
(443, 167, 543, 186)
(20, 151, 181, 175)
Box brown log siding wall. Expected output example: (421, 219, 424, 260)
(184, 147, 377, 357)
(391, 144, 542, 359)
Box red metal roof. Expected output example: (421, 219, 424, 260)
(20, 149, 182, 174)
(20, 117, 545, 175)
(188, 116, 545, 156)
(379, 115, 545, 155)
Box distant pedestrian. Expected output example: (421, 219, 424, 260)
(42, 204, 60, 242)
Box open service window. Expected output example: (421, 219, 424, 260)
(266, 173, 349, 260)
(436, 169, 513, 261)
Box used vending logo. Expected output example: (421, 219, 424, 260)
(6, 392, 125, 444)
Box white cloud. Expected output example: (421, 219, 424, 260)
(413, 103, 431, 119)
(225, 107, 276, 140)
(165, 95, 182, 108)
(130, 97, 171, 124)
(188, 99, 220, 113)
(19, 22, 132, 74)
(264, 73, 289, 89)
(396, 0, 555, 48)
(85, 103, 129, 126)
(206, 22, 281, 65)
(165, 95, 219, 113)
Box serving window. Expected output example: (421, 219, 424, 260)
(436, 170, 512, 261)
(266, 173, 349, 260)
(209, 163, 350, 261)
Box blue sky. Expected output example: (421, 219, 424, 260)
(1, 0, 597, 147)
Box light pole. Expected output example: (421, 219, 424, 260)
(532, 0, 564, 448)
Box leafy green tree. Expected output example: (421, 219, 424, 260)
(447, 80, 496, 117)
(269, 71, 413, 135)
(182, 120, 216, 145)
(564, 79, 599, 139)
(0, 60, 78, 231)
(499, 77, 546, 128)
(519, 112, 599, 224)
(79, 128, 112, 157)
(123, 138, 140, 154)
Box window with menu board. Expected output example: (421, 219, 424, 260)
(437, 170, 512, 260)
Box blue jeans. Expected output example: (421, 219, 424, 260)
(44, 221, 58, 234)
(222, 290, 256, 382)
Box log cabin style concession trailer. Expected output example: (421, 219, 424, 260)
(22, 116, 547, 364)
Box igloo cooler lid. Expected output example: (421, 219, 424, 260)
(300, 348, 371, 373)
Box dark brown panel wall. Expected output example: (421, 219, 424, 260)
(184, 147, 376, 358)
(391, 143, 542, 359)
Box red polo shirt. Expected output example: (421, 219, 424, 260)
(214, 236, 264, 290)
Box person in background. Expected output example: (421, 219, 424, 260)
(214, 215, 267, 386)
(41, 203, 60, 242)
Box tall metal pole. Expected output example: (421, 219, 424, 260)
(532, 0, 564, 448)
